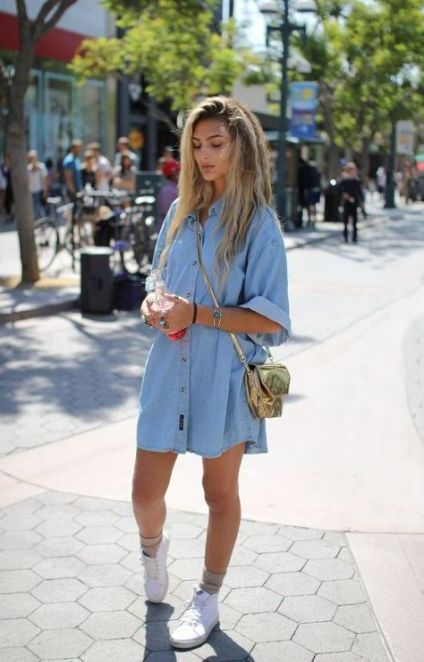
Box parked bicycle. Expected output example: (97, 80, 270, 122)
(33, 197, 80, 271)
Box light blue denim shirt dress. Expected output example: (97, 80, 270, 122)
(136, 197, 291, 458)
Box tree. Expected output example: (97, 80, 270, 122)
(69, 0, 253, 118)
(2, 1, 77, 284)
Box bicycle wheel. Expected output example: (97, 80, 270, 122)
(34, 218, 59, 271)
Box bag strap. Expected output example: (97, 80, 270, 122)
(195, 217, 249, 369)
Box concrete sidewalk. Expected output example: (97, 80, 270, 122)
(1, 200, 423, 661)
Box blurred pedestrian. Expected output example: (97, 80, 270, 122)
(63, 139, 83, 200)
(113, 151, 136, 192)
(298, 158, 321, 227)
(1, 155, 14, 222)
(27, 150, 48, 220)
(135, 96, 291, 650)
(87, 142, 112, 193)
(113, 136, 139, 169)
(340, 162, 364, 243)
(81, 149, 97, 188)
(376, 165, 386, 200)
(156, 145, 175, 173)
(157, 159, 180, 229)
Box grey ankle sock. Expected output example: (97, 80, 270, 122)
(199, 567, 226, 595)
(140, 532, 162, 558)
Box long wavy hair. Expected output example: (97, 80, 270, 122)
(159, 96, 274, 277)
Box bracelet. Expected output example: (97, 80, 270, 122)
(192, 302, 198, 324)
(212, 306, 223, 328)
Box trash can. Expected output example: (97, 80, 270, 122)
(324, 180, 341, 222)
(80, 247, 114, 314)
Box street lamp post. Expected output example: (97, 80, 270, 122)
(261, 1, 305, 225)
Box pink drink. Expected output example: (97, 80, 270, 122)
(149, 274, 186, 341)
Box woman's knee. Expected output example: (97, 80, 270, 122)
(202, 475, 239, 511)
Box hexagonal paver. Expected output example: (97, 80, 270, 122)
(129, 592, 186, 623)
(252, 640, 314, 662)
(236, 611, 296, 642)
(75, 510, 118, 527)
(166, 522, 204, 539)
(230, 545, 257, 566)
(0, 569, 41, 593)
(34, 537, 84, 558)
(351, 631, 389, 661)
(225, 565, 269, 588)
(168, 537, 205, 560)
(35, 505, 80, 521)
(0, 530, 42, 550)
(120, 551, 141, 572)
(80, 610, 139, 639)
(291, 539, 341, 560)
(318, 580, 367, 606)
(0, 647, 38, 661)
(334, 604, 377, 633)
(0, 550, 41, 570)
(79, 585, 137, 612)
(33, 556, 86, 579)
(82, 638, 145, 662)
(279, 594, 337, 622)
(244, 533, 291, 553)
(36, 491, 77, 506)
(224, 586, 282, 614)
(117, 532, 139, 551)
(74, 496, 117, 511)
(31, 578, 87, 603)
(280, 526, 324, 541)
(323, 531, 347, 546)
(304, 559, 354, 581)
(76, 526, 122, 545)
(0, 593, 40, 619)
(77, 543, 127, 565)
(36, 520, 82, 538)
(77, 563, 131, 587)
(0, 618, 40, 647)
(115, 516, 139, 533)
(239, 521, 279, 536)
(254, 551, 305, 574)
(28, 629, 93, 659)
(0, 514, 41, 531)
(169, 558, 203, 581)
(293, 622, 355, 653)
(265, 571, 320, 597)
(314, 653, 370, 661)
(29, 602, 89, 629)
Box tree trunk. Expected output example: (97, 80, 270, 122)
(6, 43, 40, 283)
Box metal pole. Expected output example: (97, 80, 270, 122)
(384, 118, 396, 209)
(276, 0, 290, 225)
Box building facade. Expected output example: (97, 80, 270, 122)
(0, 0, 116, 162)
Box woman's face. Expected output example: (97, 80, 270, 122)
(192, 119, 232, 188)
(122, 156, 131, 169)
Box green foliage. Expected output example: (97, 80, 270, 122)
(69, 0, 250, 111)
(291, 0, 424, 158)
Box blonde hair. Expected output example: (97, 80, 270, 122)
(159, 96, 274, 277)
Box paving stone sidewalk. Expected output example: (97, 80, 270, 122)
(0, 491, 391, 661)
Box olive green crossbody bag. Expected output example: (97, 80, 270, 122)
(195, 218, 290, 419)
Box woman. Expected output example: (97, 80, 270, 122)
(112, 151, 136, 192)
(133, 96, 291, 650)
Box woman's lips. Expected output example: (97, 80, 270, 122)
(201, 165, 214, 172)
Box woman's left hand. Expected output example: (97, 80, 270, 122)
(161, 295, 193, 335)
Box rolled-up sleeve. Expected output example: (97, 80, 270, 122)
(240, 221, 291, 347)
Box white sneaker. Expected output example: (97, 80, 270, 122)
(141, 531, 169, 603)
(170, 587, 219, 649)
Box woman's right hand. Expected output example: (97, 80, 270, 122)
(140, 295, 160, 328)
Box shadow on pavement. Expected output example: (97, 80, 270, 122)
(142, 600, 253, 660)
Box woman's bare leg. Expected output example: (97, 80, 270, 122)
(132, 449, 177, 537)
(202, 443, 245, 574)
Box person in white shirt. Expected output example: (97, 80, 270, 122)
(27, 150, 48, 219)
(87, 142, 113, 193)
(113, 136, 139, 169)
